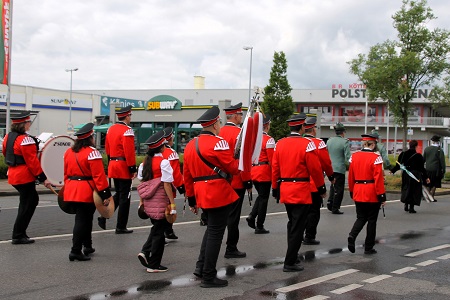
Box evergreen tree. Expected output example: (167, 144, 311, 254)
(261, 51, 294, 141)
(348, 0, 450, 150)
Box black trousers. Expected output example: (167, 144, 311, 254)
(142, 218, 170, 269)
(226, 188, 246, 251)
(72, 202, 96, 253)
(112, 178, 132, 229)
(304, 192, 323, 240)
(12, 181, 39, 239)
(349, 202, 381, 251)
(196, 204, 231, 281)
(284, 203, 310, 266)
(328, 172, 345, 211)
(250, 181, 271, 228)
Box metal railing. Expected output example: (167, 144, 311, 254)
(320, 116, 447, 127)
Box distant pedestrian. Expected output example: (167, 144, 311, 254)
(423, 135, 446, 201)
(2, 111, 52, 245)
(391, 140, 429, 213)
(247, 114, 275, 234)
(347, 134, 386, 255)
(326, 122, 351, 214)
(63, 123, 113, 261)
(371, 129, 392, 170)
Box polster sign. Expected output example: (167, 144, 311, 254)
(146, 95, 182, 110)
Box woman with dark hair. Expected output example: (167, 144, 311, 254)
(2, 111, 52, 245)
(63, 123, 112, 261)
(391, 140, 430, 213)
(137, 130, 176, 273)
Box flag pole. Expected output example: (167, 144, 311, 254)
(5, 0, 13, 134)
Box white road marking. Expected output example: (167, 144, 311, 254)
(391, 267, 417, 274)
(303, 296, 330, 300)
(437, 254, 450, 260)
(405, 244, 450, 257)
(275, 269, 359, 293)
(362, 274, 392, 283)
(330, 284, 363, 294)
(415, 260, 439, 266)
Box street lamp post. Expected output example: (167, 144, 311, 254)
(243, 46, 253, 107)
(65, 68, 78, 125)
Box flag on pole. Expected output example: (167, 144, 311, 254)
(0, 0, 11, 84)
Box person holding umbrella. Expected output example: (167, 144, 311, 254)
(391, 140, 430, 213)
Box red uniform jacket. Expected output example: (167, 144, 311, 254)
(63, 146, 111, 203)
(272, 134, 325, 204)
(251, 132, 275, 182)
(348, 149, 385, 203)
(162, 146, 183, 188)
(183, 131, 240, 209)
(2, 133, 46, 185)
(105, 122, 136, 179)
(219, 122, 252, 189)
(304, 134, 334, 192)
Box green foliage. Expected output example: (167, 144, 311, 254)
(261, 51, 294, 141)
(0, 154, 7, 179)
(348, 0, 450, 150)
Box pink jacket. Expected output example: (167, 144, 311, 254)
(138, 178, 169, 220)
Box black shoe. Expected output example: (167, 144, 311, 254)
(303, 238, 320, 245)
(115, 228, 133, 234)
(224, 250, 246, 258)
(138, 252, 149, 268)
(348, 236, 355, 253)
(165, 232, 178, 239)
(364, 249, 377, 255)
(404, 204, 409, 212)
(246, 216, 256, 229)
(97, 217, 106, 230)
(193, 268, 203, 278)
(327, 202, 332, 211)
(83, 247, 95, 256)
(146, 265, 168, 273)
(332, 210, 344, 215)
(432, 199, 437, 202)
(283, 264, 304, 272)
(69, 252, 91, 261)
(409, 209, 417, 214)
(255, 227, 270, 234)
(200, 277, 228, 288)
(11, 237, 35, 245)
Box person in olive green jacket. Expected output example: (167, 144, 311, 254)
(326, 123, 351, 214)
(371, 130, 392, 170)
(423, 135, 446, 201)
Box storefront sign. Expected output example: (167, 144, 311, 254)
(331, 83, 435, 99)
(100, 96, 146, 115)
(33, 95, 92, 111)
(146, 95, 182, 110)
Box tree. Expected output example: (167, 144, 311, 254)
(348, 0, 450, 150)
(261, 51, 294, 141)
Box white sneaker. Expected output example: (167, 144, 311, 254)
(146, 265, 168, 273)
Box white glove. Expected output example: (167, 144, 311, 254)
(170, 209, 177, 215)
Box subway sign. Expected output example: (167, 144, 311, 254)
(146, 95, 182, 110)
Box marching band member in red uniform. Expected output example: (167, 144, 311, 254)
(246, 115, 275, 234)
(162, 127, 184, 240)
(302, 117, 335, 245)
(219, 102, 252, 259)
(100, 105, 137, 233)
(184, 106, 240, 288)
(2, 111, 51, 245)
(347, 134, 386, 255)
(272, 113, 326, 272)
(63, 123, 112, 261)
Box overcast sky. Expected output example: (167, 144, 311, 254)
(9, 0, 450, 91)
